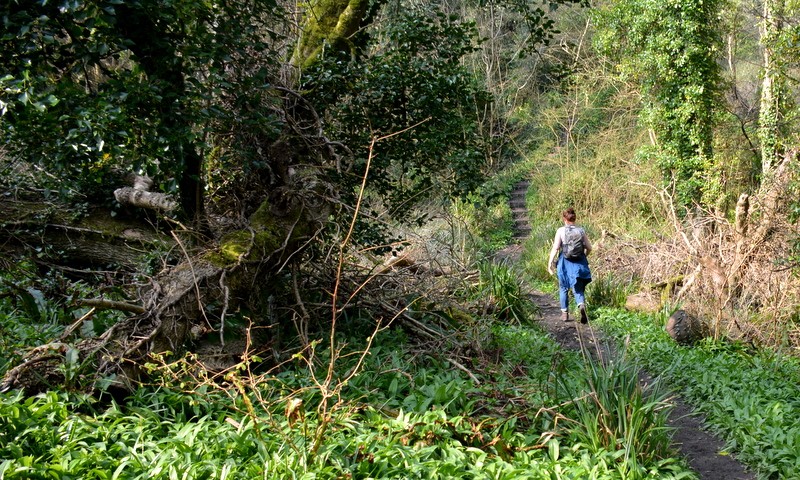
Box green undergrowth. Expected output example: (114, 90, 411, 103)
(0, 256, 693, 479)
(594, 308, 800, 479)
(0, 318, 697, 479)
(0, 262, 126, 376)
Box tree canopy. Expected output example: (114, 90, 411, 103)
(2, 0, 295, 220)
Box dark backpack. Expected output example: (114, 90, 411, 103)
(562, 226, 585, 259)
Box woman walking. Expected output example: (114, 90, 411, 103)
(547, 208, 592, 323)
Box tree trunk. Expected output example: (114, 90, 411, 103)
(116, 3, 206, 224)
(758, 0, 784, 178)
(0, 198, 173, 270)
(291, 0, 372, 69)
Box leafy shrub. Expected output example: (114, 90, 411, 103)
(305, 6, 490, 216)
(0, 261, 127, 379)
(557, 359, 674, 477)
(0, 308, 64, 377)
(523, 236, 556, 287)
(0, 307, 696, 479)
(451, 195, 515, 253)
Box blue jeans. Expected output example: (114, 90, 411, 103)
(559, 278, 589, 311)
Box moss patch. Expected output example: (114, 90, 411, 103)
(207, 200, 297, 267)
(218, 230, 253, 263)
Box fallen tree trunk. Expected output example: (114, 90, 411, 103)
(0, 197, 173, 270)
(1, 195, 320, 394)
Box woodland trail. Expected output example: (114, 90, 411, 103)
(499, 180, 755, 480)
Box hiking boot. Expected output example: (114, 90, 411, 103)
(561, 311, 570, 322)
(579, 304, 588, 324)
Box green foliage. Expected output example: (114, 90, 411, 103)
(1, 0, 283, 209)
(518, 94, 667, 251)
(558, 358, 674, 477)
(491, 1, 668, 237)
(451, 194, 514, 253)
(0, 308, 63, 378)
(0, 314, 696, 479)
(476, 0, 590, 57)
(586, 273, 635, 309)
(492, 324, 565, 370)
(594, 0, 723, 208)
(475, 261, 535, 323)
(596, 307, 800, 478)
(0, 261, 126, 380)
(304, 6, 491, 217)
(523, 239, 556, 289)
(763, 2, 800, 225)
(756, 0, 800, 176)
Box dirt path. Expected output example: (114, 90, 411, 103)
(501, 181, 755, 480)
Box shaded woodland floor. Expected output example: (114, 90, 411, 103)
(501, 180, 755, 480)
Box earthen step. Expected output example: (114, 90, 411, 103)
(509, 180, 531, 239)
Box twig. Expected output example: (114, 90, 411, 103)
(59, 307, 97, 340)
(675, 264, 702, 300)
(447, 358, 480, 385)
(171, 230, 211, 328)
(219, 271, 229, 347)
(630, 181, 697, 255)
(76, 299, 145, 314)
(32, 261, 127, 276)
(328, 119, 431, 383)
(381, 301, 441, 339)
(292, 263, 310, 347)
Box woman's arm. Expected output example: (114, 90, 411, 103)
(547, 229, 562, 275)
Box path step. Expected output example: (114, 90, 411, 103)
(508, 180, 532, 241)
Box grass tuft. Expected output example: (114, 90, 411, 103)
(558, 357, 674, 477)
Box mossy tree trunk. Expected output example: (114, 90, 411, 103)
(1, 191, 322, 394)
(758, 0, 785, 179)
(291, 0, 372, 69)
(0, 199, 173, 270)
